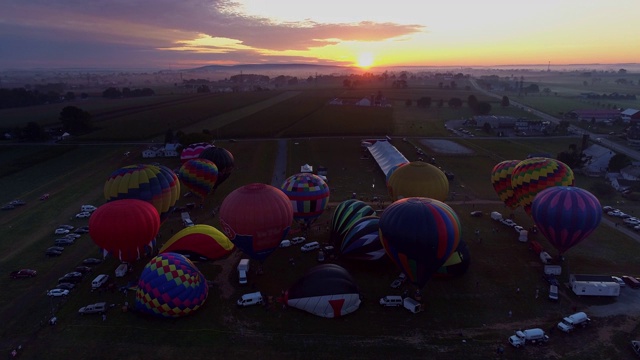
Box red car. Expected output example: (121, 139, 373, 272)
(9, 269, 37, 279)
(621, 276, 640, 289)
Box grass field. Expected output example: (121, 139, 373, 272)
(1, 78, 640, 360)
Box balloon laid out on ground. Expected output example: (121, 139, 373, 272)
(159, 224, 234, 261)
(180, 142, 213, 163)
(198, 147, 234, 189)
(104, 163, 180, 222)
(219, 183, 293, 261)
(490, 160, 521, 210)
(511, 157, 575, 214)
(283, 264, 361, 318)
(177, 158, 219, 199)
(531, 186, 602, 255)
(329, 200, 376, 248)
(280, 173, 330, 227)
(433, 239, 471, 279)
(340, 216, 386, 261)
(385, 162, 409, 187)
(89, 199, 160, 262)
(379, 197, 461, 289)
(387, 161, 449, 201)
(135, 252, 208, 318)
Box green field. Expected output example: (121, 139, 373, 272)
(1, 76, 640, 360)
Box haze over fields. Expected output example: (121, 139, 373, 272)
(1, 0, 639, 71)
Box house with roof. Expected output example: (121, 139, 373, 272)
(566, 109, 621, 123)
(621, 108, 640, 124)
(581, 144, 615, 177)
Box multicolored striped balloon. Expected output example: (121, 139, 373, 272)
(340, 216, 385, 261)
(159, 224, 234, 261)
(104, 164, 180, 222)
(180, 142, 213, 163)
(379, 197, 461, 289)
(280, 173, 330, 226)
(490, 160, 521, 210)
(135, 252, 208, 318)
(531, 186, 602, 255)
(178, 158, 218, 199)
(330, 200, 376, 248)
(511, 157, 575, 214)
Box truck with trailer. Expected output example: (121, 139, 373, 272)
(570, 274, 620, 297)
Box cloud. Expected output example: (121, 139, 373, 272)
(0, 0, 425, 68)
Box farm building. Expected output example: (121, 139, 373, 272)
(566, 109, 620, 123)
(621, 108, 640, 123)
(366, 140, 409, 178)
(581, 144, 615, 177)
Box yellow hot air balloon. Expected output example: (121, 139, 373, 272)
(387, 161, 449, 201)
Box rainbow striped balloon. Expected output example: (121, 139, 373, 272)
(511, 157, 575, 214)
(490, 160, 521, 209)
(135, 252, 208, 318)
(280, 173, 330, 226)
(178, 158, 218, 199)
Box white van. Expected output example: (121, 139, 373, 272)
(301, 241, 320, 252)
(92, 274, 109, 289)
(236, 292, 263, 307)
(403, 297, 422, 313)
(379, 295, 403, 307)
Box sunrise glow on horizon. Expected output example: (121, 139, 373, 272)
(1, 0, 639, 70)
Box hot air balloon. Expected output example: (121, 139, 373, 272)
(177, 158, 218, 199)
(219, 183, 293, 261)
(433, 240, 471, 279)
(387, 161, 449, 201)
(379, 197, 461, 289)
(135, 252, 208, 318)
(159, 224, 234, 261)
(89, 199, 160, 262)
(531, 186, 602, 256)
(340, 216, 386, 261)
(280, 173, 330, 228)
(511, 157, 575, 215)
(199, 147, 234, 189)
(104, 163, 180, 222)
(385, 162, 409, 187)
(491, 160, 521, 210)
(283, 264, 361, 318)
(329, 200, 376, 248)
(180, 142, 213, 163)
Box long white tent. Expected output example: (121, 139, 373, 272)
(366, 140, 409, 177)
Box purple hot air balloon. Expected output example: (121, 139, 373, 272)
(531, 186, 602, 256)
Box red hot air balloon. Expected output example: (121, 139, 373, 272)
(89, 199, 160, 262)
(219, 183, 293, 261)
(531, 186, 602, 256)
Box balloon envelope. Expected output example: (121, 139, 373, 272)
(219, 183, 293, 261)
(159, 224, 234, 261)
(434, 239, 471, 278)
(104, 164, 180, 222)
(198, 147, 234, 189)
(330, 200, 376, 248)
(284, 264, 361, 318)
(178, 158, 219, 199)
(387, 161, 449, 201)
(280, 173, 330, 226)
(491, 160, 521, 210)
(180, 142, 213, 163)
(340, 216, 386, 261)
(135, 252, 208, 318)
(511, 157, 575, 214)
(89, 199, 160, 262)
(379, 197, 461, 288)
(531, 186, 602, 255)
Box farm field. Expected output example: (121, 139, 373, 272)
(2, 79, 640, 360)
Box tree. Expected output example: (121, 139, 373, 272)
(405, 99, 412, 107)
(102, 87, 121, 99)
(65, 92, 76, 101)
(474, 101, 492, 115)
(448, 97, 463, 108)
(482, 122, 492, 134)
(467, 95, 478, 110)
(196, 85, 210, 93)
(416, 97, 431, 108)
(608, 154, 631, 172)
(165, 129, 175, 144)
(23, 121, 49, 141)
(343, 79, 352, 88)
(59, 106, 92, 133)
(501, 96, 510, 107)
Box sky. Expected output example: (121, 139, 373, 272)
(1, 0, 639, 71)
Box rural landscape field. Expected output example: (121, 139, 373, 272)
(2, 70, 640, 360)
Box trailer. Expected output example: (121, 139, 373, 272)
(570, 274, 620, 297)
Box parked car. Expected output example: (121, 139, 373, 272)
(621, 276, 640, 289)
(291, 236, 306, 245)
(74, 226, 90, 234)
(9, 269, 37, 279)
(58, 272, 83, 284)
(75, 212, 91, 219)
(9, 199, 26, 206)
(48, 246, 65, 252)
(74, 266, 93, 274)
(45, 248, 63, 257)
(54, 228, 70, 235)
(1, 204, 15, 210)
(39, 193, 50, 200)
(470, 211, 483, 217)
(80, 205, 97, 213)
(56, 283, 75, 290)
(64, 233, 81, 239)
(543, 273, 559, 286)
(611, 276, 626, 287)
(58, 225, 75, 230)
(82, 258, 103, 265)
(47, 289, 70, 297)
(54, 238, 75, 246)
(78, 302, 107, 315)
(301, 241, 320, 252)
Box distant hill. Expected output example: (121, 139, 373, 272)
(184, 63, 361, 79)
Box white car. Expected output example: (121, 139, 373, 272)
(75, 212, 91, 219)
(291, 236, 306, 245)
(514, 225, 524, 233)
(611, 276, 626, 287)
(47, 289, 70, 297)
(54, 228, 70, 235)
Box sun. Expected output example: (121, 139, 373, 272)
(357, 53, 375, 68)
